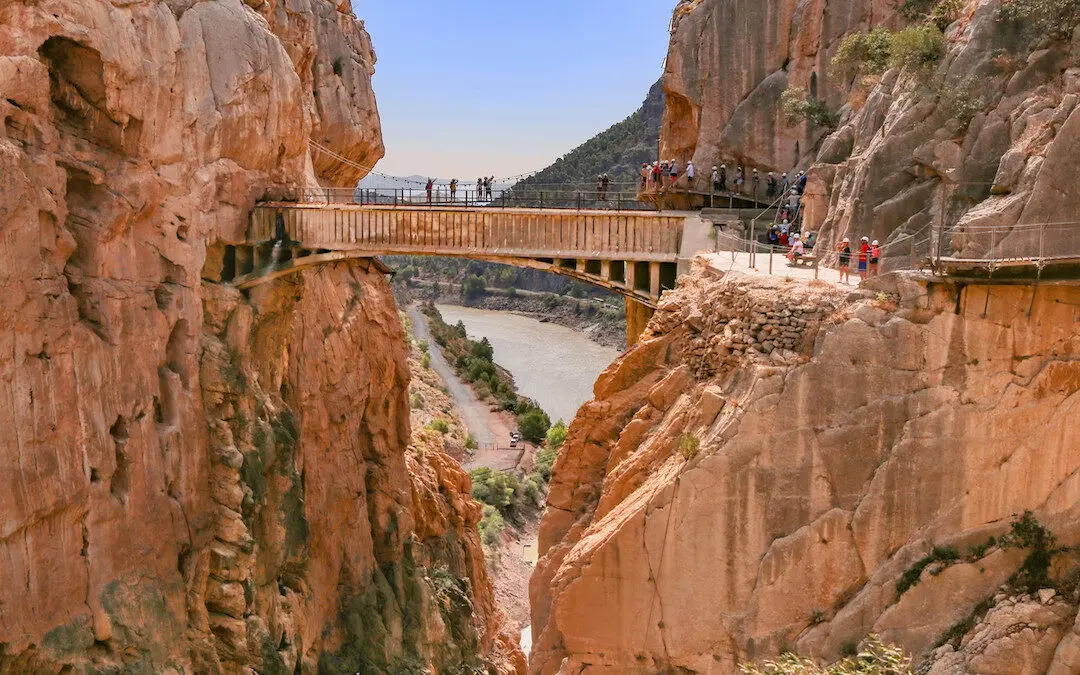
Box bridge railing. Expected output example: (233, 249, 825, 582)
(710, 219, 1080, 279)
(250, 202, 686, 262)
(274, 186, 659, 211)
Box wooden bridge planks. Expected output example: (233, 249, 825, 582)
(248, 206, 683, 261)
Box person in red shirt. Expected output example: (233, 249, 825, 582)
(857, 236, 870, 281)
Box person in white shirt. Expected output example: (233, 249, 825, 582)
(787, 234, 805, 263)
(686, 161, 695, 188)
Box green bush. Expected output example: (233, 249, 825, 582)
(677, 433, 701, 460)
(889, 24, 946, 72)
(780, 88, 841, 129)
(425, 419, 450, 435)
(478, 505, 505, 546)
(546, 420, 568, 451)
(470, 467, 521, 512)
(535, 445, 559, 482)
(1000, 510, 1058, 591)
(462, 274, 486, 299)
(832, 28, 893, 78)
(465, 434, 478, 450)
(999, 0, 1080, 39)
(517, 407, 552, 445)
(410, 393, 424, 409)
(417, 339, 429, 353)
(421, 353, 431, 369)
(523, 477, 542, 505)
(896, 545, 961, 596)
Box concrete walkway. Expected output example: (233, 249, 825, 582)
(700, 250, 862, 287)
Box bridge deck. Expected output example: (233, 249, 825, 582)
(250, 203, 686, 262)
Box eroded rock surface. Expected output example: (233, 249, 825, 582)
(530, 265, 1079, 673)
(662, 0, 1080, 260)
(0, 0, 520, 671)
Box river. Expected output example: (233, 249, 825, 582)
(435, 305, 621, 424)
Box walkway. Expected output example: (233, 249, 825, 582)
(407, 305, 496, 447)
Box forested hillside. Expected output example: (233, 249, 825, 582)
(513, 79, 663, 189)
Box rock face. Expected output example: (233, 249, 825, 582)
(530, 264, 1079, 673)
(662, 0, 1080, 260)
(0, 0, 520, 672)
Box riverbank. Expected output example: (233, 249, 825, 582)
(395, 281, 627, 350)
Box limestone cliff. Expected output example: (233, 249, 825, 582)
(0, 0, 520, 672)
(530, 264, 1079, 673)
(663, 0, 1080, 260)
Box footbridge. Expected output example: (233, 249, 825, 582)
(219, 195, 716, 345)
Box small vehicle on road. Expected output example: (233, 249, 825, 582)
(509, 432, 522, 448)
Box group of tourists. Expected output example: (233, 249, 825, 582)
(596, 174, 612, 200)
(641, 160, 687, 189)
(423, 177, 495, 203)
(836, 236, 881, 283)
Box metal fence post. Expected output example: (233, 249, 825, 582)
(750, 219, 756, 268)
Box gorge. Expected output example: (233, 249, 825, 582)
(2, 0, 1079, 674)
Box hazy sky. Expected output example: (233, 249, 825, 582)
(360, 1, 674, 180)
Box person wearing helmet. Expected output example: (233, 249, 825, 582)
(766, 171, 777, 198)
(751, 168, 760, 201)
(653, 161, 662, 187)
(735, 166, 745, 193)
(858, 236, 871, 281)
(781, 172, 790, 194)
(837, 237, 852, 284)
(640, 163, 650, 191)
(686, 161, 695, 189)
(870, 239, 882, 276)
(718, 164, 728, 192)
(669, 159, 679, 185)
(787, 232, 805, 264)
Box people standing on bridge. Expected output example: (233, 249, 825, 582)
(686, 161, 695, 189)
(425, 178, 434, 204)
(450, 178, 458, 201)
(476, 178, 483, 201)
(767, 172, 777, 198)
(858, 236, 870, 281)
(751, 169, 760, 201)
(487, 177, 494, 200)
(718, 165, 728, 192)
(641, 164, 650, 191)
(669, 159, 679, 186)
(735, 166, 744, 193)
(870, 240, 881, 276)
(596, 175, 604, 201)
(602, 174, 611, 201)
(781, 172, 790, 195)
(798, 171, 808, 192)
(652, 161, 662, 188)
(838, 237, 852, 284)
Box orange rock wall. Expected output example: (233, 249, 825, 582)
(530, 267, 1080, 673)
(0, 0, 519, 671)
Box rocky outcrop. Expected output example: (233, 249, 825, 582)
(0, 0, 521, 671)
(662, 0, 1080, 260)
(662, 0, 902, 174)
(530, 264, 1079, 673)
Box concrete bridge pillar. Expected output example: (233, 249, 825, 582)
(625, 297, 654, 348)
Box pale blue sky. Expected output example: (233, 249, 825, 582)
(359, 1, 674, 180)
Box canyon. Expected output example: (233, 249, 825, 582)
(3, 0, 1080, 673)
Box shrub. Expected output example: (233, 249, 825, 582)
(465, 434, 478, 450)
(889, 24, 946, 72)
(470, 467, 521, 512)
(517, 407, 552, 445)
(896, 545, 961, 596)
(425, 419, 450, 435)
(832, 28, 893, 79)
(535, 445, 559, 482)
(781, 88, 841, 130)
(1000, 510, 1058, 591)
(999, 0, 1080, 39)
(546, 420, 568, 451)
(417, 339, 429, 353)
(410, 393, 424, 409)
(478, 505, 505, 546)
(739, 635, 912, 674)
(421, 353, 431, 370)
(677, 433, 701, 460)
(940, 78, 987, 126)
(523, 477, 542, 505)
(462, 274, 486, 299)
